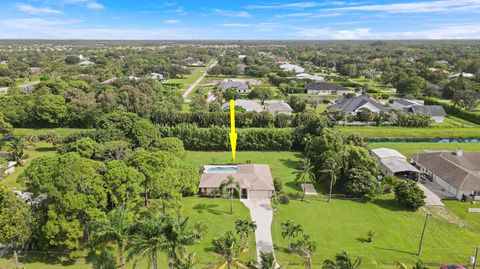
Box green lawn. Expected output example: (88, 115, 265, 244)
(12, 128, 91, 137)
(368, 142, 480, 155)
(185, 151, 303, 194)
(272, 196, 480, 268)
(338, 126, 480, 139)
(443, 200, 480, 232)
(1, 141, 56, 190)
(0, 197, 255, 269)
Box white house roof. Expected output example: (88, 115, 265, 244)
(371, 148, 406, 160)
(79, 60, 95, 66)
(279, 64, 305, 73)
(449, 72, 475, 78)
(223, 100, 263, 112)
(199, 164, 274, 191)
(264, 100, 293, 113)
(382, 158, 420, 173)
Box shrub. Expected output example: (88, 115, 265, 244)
(276, 191, 290, 205)
(273, 178, 283, 192)
(394, 180, 426, 210)
(395, 112, 432, 127)
(381, 175, 400, 193)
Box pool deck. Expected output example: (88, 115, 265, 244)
(203, 164, 238, 174)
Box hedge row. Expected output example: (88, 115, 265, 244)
(424, 97, 480, 125)
(158, 124, 293, 151)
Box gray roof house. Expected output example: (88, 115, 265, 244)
(222, 100, 293, 115)
(306, 82, 353, 95)
(392, 98, 423, 110)
(199, 164, 275, 198)
(371, 148, 419, 178)
(219, 80, 249, 93)
(404, 105, 447, 123)
(328, 95, 387, 114)
(222, 100, 263, 112)
(411, 149, 480, 200)
(79, 60, 95, 67)
(264, 100, 293, 115)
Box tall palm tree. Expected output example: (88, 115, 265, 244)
(281, 220, 303, 251)
(220, 175, 240, 214)
(128, 216, 204, 269)
(295, 158, 316, 201)
(259, 251, 276, 269)
(235, 219, 257, 244)
(8, 136, 26, 165)
(319, 157, 342, 203)
(212, 230, 248, 269)
(291, 234, 317, 269)
(92, 208, 132, 269)
(322, 251, 362, 269)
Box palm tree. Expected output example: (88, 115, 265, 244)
(212, 231, 248, 269)
(7, 136, 26, 165)
(281, 220, 303, 251)
(92, 208, 132, 269)
(235, 219, 257, 244)
(319, 157, 342, 203)
(395, 260, 428, 269)
(291, 234, 317, 269)
(175, 252, 198, 269)
(220, 175, 240, 214)
(323, 251, 362, 269)
(295, 158, 316, 201)
(259, 251, 276, 269)
(128, 216, 204, 269)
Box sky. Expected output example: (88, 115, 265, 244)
(0, 0, 480, 39)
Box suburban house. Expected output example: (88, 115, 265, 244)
(199, 164, 275, 199)
(411, 149, 480, 201)
(147, 72, 165, 81)
(222, 100, 293, 115)
(264, 100, 293, 115)
(184, 57, 205, 67)
(449, 72, 475, 79)
(328, 95, 387, 115)
(392, 98, 447, 123)
(279, 63, 305, 73)
(306, 82, 353, 95)
(295, 73, 325, 82)
(0, 161, 17, 175)
(371, 148, 420, 179)
(219, 80, 249, 93)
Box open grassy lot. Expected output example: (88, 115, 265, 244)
(12, 128, 91, 137)
(186, 151, 303, 194)
(368, 142, 480, 155)
(338, 125, 480, 140)
(0, 141, 56, 190)
(0, 197, 255, 268)
(272, 196, 480, 268)
(443, 200, 480, 232)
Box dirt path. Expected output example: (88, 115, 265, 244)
(182, 60, 217, 102)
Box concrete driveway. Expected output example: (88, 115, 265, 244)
(241, 198, 276, 264)
(417, 181, 453, 206)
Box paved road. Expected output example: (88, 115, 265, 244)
(182, 60, 217, 101)
(241, 198, 277, 265)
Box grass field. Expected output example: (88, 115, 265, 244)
(443, 200, 480, 232)
(0, 141, 56, 190)
(0, 197, 255, 269)
(338, 126, 480, 139)
(368, 142, 480, 155)
(185, 151, 303, 194)
(272, 197, 480, 268)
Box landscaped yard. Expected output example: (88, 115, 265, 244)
(443, 200, 480, 232)
(272, 196, 480, 268)
(185, 151, 303, 194)
(12, 128, 91, 137)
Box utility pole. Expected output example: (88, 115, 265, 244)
(473, 247, 479, 269)
(417, 213, 431, 256)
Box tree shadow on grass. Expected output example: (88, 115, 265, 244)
(285, 181, 302, 192)
(279, 157, 302, 170)
(374, 247, 416, 256)
(371, 198, 412, 212)
(193, 203, 229, 215)
(9, 251, 75, 266)
(35, 147, 55, 152)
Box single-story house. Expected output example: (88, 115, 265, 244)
(328, 95, 387, 115)
(306, 82, 353, 95)
(184, 57, 205, 67)
(449, 72, 475, 79)
(391, 98, 424, 110)
(279, 64, 305, 74)
(79, 60, 95, 67)
(199, 164, 275, 199)
(295, 73, 325, 82)
(222, 100, 293, 115)
(219, 80, 249, 93)
(147, 73, 165, 81)
(371, 148, 420, 179)
(0, 161, 17, 175)
(404, 105, 447, 123)
(411, 149, 480, 200)
(128, 75, 140, 81)
(264, 100, 293, 115)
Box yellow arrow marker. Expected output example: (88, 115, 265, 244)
(229, 99, 237, 163)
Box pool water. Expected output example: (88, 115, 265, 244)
(208, 166, 238, 172)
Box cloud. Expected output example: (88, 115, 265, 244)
(0, 18, 80, 28)
(295, 24, 480, 39)
(335, 0, 480, 13)
(246, 1, 347, 9)
(63, 0, 104, 10)
(16, 3, 62, 14)
(211, 9, 252, 18)
(221, 23, 252, 27)
(274, 12, 341, 18)
(165, 19, 180, 24)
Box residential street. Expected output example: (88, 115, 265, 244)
(182, 60, 217, 102)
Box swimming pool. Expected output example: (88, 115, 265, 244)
(207, 166, 238, 173)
